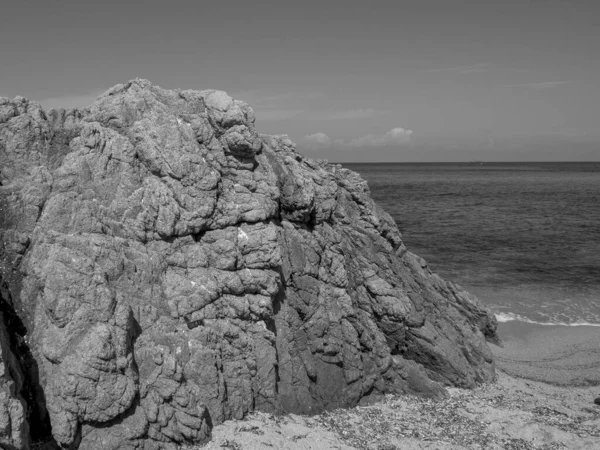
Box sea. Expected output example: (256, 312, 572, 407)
(343, 162, 600, 327)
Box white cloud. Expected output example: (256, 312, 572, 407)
(302, 127, 413, 150)
(38, 90, 104, 109)
(346, 128, 413, 147)
(505, 80, 572, 90)
(302, 132, 332, 149)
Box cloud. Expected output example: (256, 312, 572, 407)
(505, 80, 572, 90)
(302, 128, 413, 150)
(425, 63, 490, 74)
(303, 132, 332, 149)
(38, 91, 104, 109)
(346, 128, 413, 147)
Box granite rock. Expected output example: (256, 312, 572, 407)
(0, 79, 497, 449)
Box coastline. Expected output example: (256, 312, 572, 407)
(197, 321, 600, 449)
(199, 371, 600, 450)
(492, 320, 600, 386)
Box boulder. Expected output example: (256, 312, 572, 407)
(0, 79, 497, 449)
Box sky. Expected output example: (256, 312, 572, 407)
(1, 0, 599, 162)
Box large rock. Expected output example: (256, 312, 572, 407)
(0, 79, 497, 449)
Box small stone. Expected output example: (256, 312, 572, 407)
(594, 397, 600, 406)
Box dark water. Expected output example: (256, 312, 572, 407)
(343, 162, 600, 326)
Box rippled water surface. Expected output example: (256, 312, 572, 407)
(343, 162, 600, 325)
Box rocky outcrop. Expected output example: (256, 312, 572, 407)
(0, 79, 497, 449)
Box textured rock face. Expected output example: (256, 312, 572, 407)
(0, 79, 497, 449)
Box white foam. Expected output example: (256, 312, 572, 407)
(495, 312, 600, 327)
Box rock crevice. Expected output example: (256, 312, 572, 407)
(0, 281, 56, 449)
(0, 79, 497, 449)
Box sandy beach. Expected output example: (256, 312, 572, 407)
(493, 321, 600, 386)
(197, 321, 600, 449)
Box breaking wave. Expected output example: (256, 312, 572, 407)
(495, 312, 600, 327)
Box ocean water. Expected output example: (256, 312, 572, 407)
(344, 162, 600, 326)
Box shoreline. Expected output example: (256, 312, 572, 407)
(197, 322, 600, 449)
(199, 371, 600, 450)
(491, 320, 600, 387)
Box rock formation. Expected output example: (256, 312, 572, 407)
(0, 79, 497, 449)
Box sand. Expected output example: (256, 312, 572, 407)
(195, 321, 600, 450)
(492, 321, 600, 386)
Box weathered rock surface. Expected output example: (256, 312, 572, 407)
(0, 79, 497, 449)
